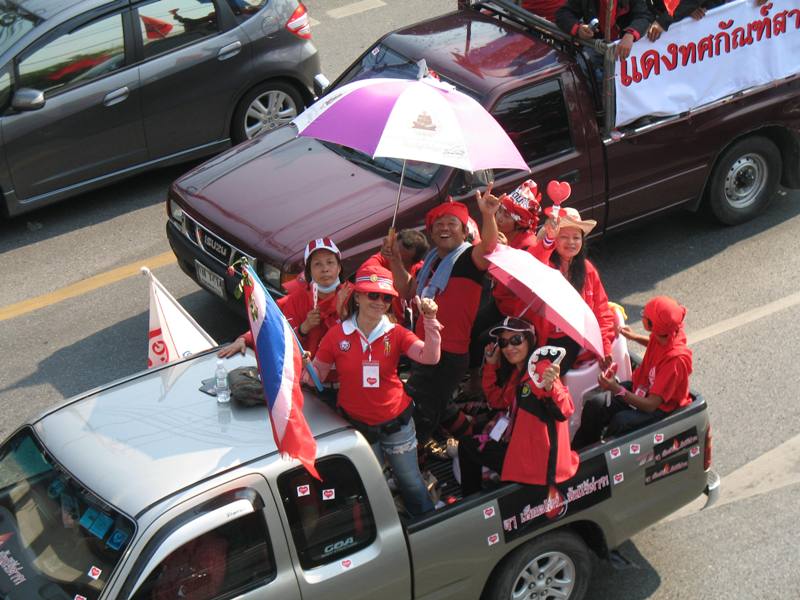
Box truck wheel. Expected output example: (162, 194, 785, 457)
(706, 136, 781, 225)
(231, 81, 303, 144)
(485, 531, 592, 600)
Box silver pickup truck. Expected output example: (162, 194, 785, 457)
(0, 350, 719, 600)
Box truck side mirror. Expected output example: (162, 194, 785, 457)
(12, 88, 45, 111)
(127, 498, 255, 599)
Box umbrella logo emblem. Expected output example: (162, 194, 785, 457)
(412, 111, 436, 131)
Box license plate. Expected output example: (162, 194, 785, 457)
(195, 260, 226, 299)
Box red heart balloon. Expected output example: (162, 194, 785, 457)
(546, 180, 571, 204)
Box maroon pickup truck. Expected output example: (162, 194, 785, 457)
(166, 0, 800, 304)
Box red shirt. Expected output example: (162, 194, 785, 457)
(632, 331, 693, 413)
(316, 317, 420, 425)
(152, 535, 228, 600)
(414, 247, 483, 354)
(483, 361, 579, 485)
(361, 252, 422, 323)
(521, 0, 564, 21)
(276, 283, 340, 358)
(493, 230, 554, 316)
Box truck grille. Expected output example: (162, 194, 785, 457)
(180, 213, 254, 272)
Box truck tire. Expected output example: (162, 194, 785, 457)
(706, 136, 781, 225)
(231, 81, 303, 144)
(485, 531, 592, 600)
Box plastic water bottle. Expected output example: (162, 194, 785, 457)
(215, 359, 230, 404)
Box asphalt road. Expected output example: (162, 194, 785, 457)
(1, 1, 799, 598)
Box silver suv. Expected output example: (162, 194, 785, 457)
(0, 0, 326, 217)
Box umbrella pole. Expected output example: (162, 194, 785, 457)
(388, 159, 407, 243)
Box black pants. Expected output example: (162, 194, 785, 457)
(572, 382, 667, 449)
(458, 434, 507, 496)
(407, 350, 469, 445)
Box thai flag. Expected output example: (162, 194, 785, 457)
(242, 264, 319, 479)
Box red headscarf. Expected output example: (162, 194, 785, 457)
(643, 296, 686, 337)
(425, 200, 469, 230)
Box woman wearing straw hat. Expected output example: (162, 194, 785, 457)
(308, 265, 443, 515)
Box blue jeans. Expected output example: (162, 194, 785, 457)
(371, 418, 434, 516)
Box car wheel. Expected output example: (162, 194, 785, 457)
(232, 82, 303, 143)
(706, 136, 782, 225)
(484, 531, 592, 600)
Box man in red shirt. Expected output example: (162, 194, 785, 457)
(572, 295, 693, 448)
(387, 187, 499, 445)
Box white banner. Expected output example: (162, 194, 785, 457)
(614, 0, 800, 127)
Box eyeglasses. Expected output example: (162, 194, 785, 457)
(497, 334, 525, 348)
(367, 292, 394, 303)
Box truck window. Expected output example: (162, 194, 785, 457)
(491, 79, 573, 168)
(278, 456, 376, 569)
(130, 489, 276, 600)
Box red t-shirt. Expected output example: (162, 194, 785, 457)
(414, 247, 483, 354)
(521, 0, 564, 22)
(360, 252, 422, 323)
(632, 332, 693, 413)
(276, 283, 340, 358)
(316, 318, 420, 425)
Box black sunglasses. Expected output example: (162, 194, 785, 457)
(497, 334, 525, 348)
(367, 292, 394, 303)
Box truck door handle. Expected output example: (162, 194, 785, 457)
(103, 87, 129, 107)
(217, 41, 242, 61)
(556, 169, 580, 184)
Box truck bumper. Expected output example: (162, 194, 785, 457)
(701, 470, 721, 510)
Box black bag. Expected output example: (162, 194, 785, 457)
(228, 366, 263, 407)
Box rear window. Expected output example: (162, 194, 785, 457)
(278, 456, 376, 569)
(0, 427, 135, 599)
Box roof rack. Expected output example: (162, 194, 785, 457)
(466, 0, 618, 135)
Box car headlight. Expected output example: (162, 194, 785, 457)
(260, 262, 282, 291)
(168, 199, 184, 223)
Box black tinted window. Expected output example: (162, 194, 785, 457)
(17, 13, 125, 94)
(131, 489, 275, 600)
(224, 0, 266, 20)
(278, 457, 376, 569)
(491, 79, 573, 165)
(139, 0, 219, 59)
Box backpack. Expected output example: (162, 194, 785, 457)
(228, 366, 263, 408)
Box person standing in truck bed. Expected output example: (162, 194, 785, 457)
(556, 0, 651, 59)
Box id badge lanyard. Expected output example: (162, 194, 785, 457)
(358, 330, 380, 389)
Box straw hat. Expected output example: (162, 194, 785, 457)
(544, 206, 597, 235)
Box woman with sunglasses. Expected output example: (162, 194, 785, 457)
(309, 265, 442, 516)
(458, 318, 579, 496)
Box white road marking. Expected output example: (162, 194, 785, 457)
(687, 291, 800, 345)
(663, 432, 800, 523)
(327, 0, 386, 20)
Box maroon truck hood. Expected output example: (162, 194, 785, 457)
(172, 127, 439, 271)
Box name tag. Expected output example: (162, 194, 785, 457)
(489, 415, 510, 442)
(362, 362, 380, 388)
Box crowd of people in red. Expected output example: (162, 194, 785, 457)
(219, 174, 694, 516)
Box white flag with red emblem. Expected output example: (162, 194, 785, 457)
(143, 268, 216, 368)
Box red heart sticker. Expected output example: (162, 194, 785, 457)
(322, 489, 335, 500)
(613, 473, 624, 484)
(546, 180, 571, 204)
(629, 443, 640, 454)
(690, 445, 700, 458)
(341, 559, 352, 569)
(366, 377, 377, 385)
(297, 485, 310, 497)
(75, 596, 88, 600)
(483, 506, 495, 519)
(88, 566, 101, 579)
(654, 433, 664, 444)
(609, 447, 621, 459)
(487, 533, 499, 546)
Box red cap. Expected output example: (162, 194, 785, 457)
(304, 237, 341, 264)
(643, 296, 686, 336)
(353, 265, 398, 297)
(500, 179, 541, 229)
(425, 200, 469, 230)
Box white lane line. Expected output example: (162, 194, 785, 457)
(663, 432, 800, 523)
(687, 291, 800, 345)
(327, 0, 386, 20)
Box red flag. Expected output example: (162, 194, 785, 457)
(664, 0, 680, 17)
(141, 15, 173, 40)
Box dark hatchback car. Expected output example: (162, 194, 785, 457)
(0, 0, 326, 217)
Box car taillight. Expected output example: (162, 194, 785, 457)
(286, 3, 312, 39)
(704, 425, 713, 471)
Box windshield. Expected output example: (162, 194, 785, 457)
(0, 1, 43, 56)
(0, 428, 135, 599)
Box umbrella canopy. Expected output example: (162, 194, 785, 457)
(292, 75, 529, 173)
(486, 245, 604, 357)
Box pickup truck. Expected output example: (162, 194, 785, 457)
(0, 349, 719, 600)
(166, 0, 800, 306)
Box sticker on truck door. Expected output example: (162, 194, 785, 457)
(654, 427, 698, 462)
(645, 452, 690, 485)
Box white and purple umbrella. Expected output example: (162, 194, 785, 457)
(292, 69, 529, 229)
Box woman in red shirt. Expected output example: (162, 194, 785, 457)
(458, 317, 579, 496)
(219, 238, 345, 360)
(310, 265, 443, 516)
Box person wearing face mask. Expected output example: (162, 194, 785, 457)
(307, 265, 442, 516)
(572, 296, 693, 447)
(218, 238, 345, 361)
(386, 188, 500, 446)
(458, 318, 580, 496)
